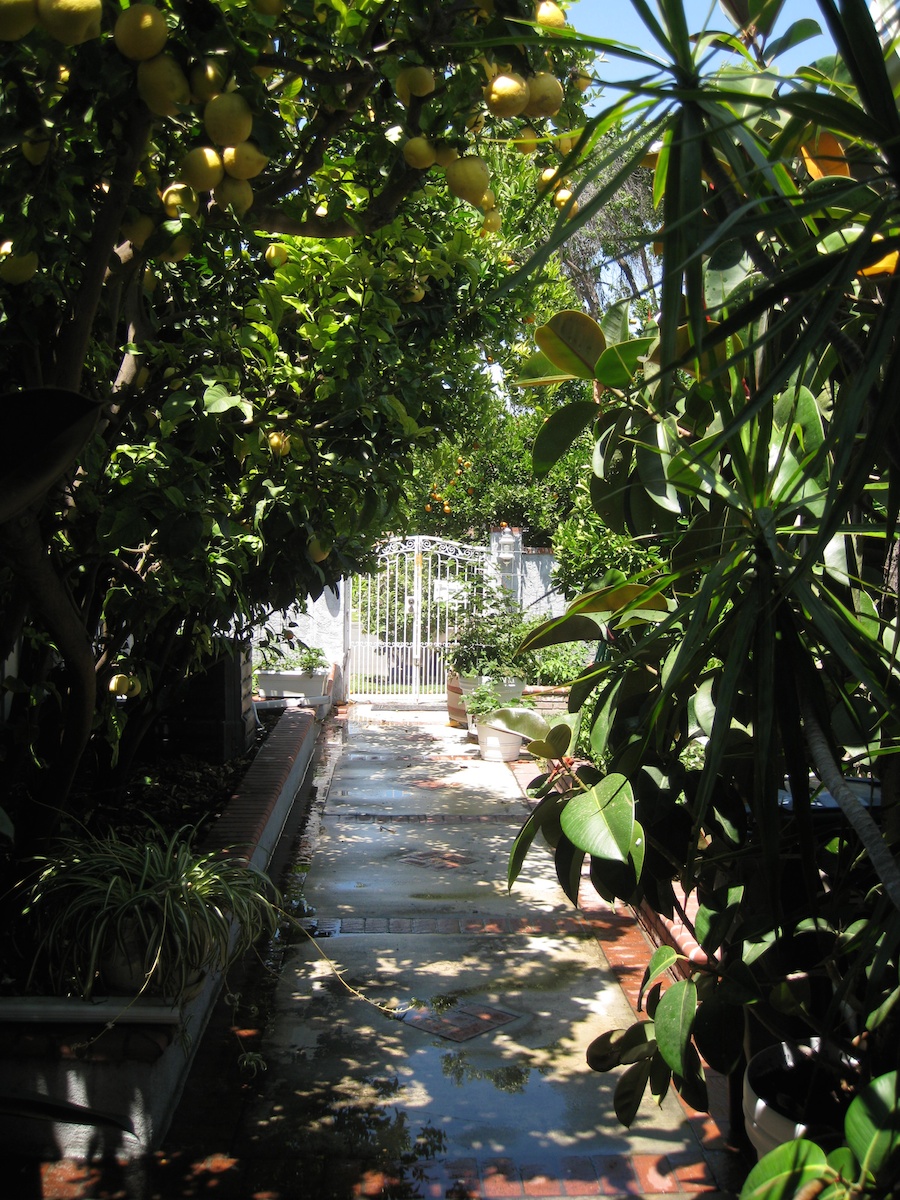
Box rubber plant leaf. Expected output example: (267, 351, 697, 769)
(639, 945, 682, 1009)
(554, 834, 585, 905)
(614, 1057, 653, 1127)
(560, 774, 633, 862)
(740, 1140, 829, 1200)
(508, 792, 565, 890)
(519, 612, 608, 650)
(653, 979, 697, 1077)
(586, 1021, 656, 1072)
(515, 350, 578, 388)
(532, 400, 599, 477)
(484, 707, 549, 743)
(594, 338, 656, 389)
(534, 310, 606, 379)
(846, 1071, 900, 1178)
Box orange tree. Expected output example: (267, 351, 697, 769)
(0, 0, 594, 852)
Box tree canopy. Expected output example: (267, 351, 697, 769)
(0, 0, 595, 851)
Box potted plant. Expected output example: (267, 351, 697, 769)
(255, 643, 330, 700)
(740, 1070, 900, 1199)
(464, 684, 536, 761)
(21, 823, 281, 1004)
(444, 584, 536, 725)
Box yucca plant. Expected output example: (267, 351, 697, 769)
(22, 824, 281, 1004)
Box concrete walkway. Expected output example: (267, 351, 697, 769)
(233, 702, 746, 1199)
(31, 702, 750, 1199)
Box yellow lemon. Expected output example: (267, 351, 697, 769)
(523, 71, 563, 118)
(203, 92, 253, 146)
(513, 125, 538, 154)
(0, 0, 38, 41)
(307, 536, 331, 562)
(161, 182, 199, 217)
(402, 136, 436, 169)
(0, 242, 38, 284)
(121, 212, 156, 247)
(156, 231, 192, 261)
(222, 141, 268, 179)
(113, 3, 168, 60)
(395, 65, 435, 105)
(265, 243, 289, 268)
(480, 187, 496, 210)
(538, 165, 563, 192)
(109, 673, 131, 696)
(553, 185, 578, 215)
(482, 209, 501, 233)
(433, 141, 459, 167)
(190, 56, 229, 103)
(22, 125, 52, 164)
(485, 72, 529, 118)
(444, 155, 490, 206)
(214, 175, 253, 215)
(37, 0, 101, 43)
(137, 53, 191, 116)
(536, 0, 566, 32)
(179, 145, 224, 191)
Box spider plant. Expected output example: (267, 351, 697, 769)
(22, 823, 281, 1004)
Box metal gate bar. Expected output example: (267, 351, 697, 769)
(350, 537, 491, 700)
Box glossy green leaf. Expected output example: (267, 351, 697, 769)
(639, 945, 682, 1008)
(740, 1140, 829, 1200)
(594, 339, 656, 389)
(508, 792, 566, 891)
(586, 1021, 656, 1071)
(653, 979, 697, 1077)
(614, 1057, 654, 1128)
(532, 401, 600, 477)
(846, 1071, 900, 1176)
(487, 707, 551, 743)
(560, 774, 634, 862)
(515, 350, 580, 388)
(554, 834, 585, 906)
(534, 311, 606, 379)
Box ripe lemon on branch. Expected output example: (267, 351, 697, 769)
(114, 3, 168, 60)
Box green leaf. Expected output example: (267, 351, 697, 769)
(532, 401, 599, 477)
(484, 707, 549, 743)
(508, 792, 565, 891)
(560, 774, 634, 861)
(534, 311, 606, 379)
(519, 612, 608, 651)
(740, 1140, 829, 1200)
(846, 1071, 900, 1177)
(600, 299, 631, 345)
(614, 1057, 653, 1127)
(594, 339, 656, 389)
(554, 834, 585, 905)
(639, 945, 682, 1008)
(653, 980, 697, 1077)
(586, 1022, 656, 1072)
(515, 350, 578, 388)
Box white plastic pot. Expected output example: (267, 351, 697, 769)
(476, 723, 523, 762)
(742, 1038, 854, 1160)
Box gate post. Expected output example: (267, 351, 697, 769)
(411, 536, 423, 701)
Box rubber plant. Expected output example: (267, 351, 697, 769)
(496, 0, 900, 1144)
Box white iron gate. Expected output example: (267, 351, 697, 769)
(349, 536, 492, 699)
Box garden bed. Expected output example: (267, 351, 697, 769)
(0, 705, 321, 1162)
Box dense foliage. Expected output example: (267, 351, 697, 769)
(0, 0, 594, 853)
(493, 0, 900, 1178)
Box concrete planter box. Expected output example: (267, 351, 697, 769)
(256, 667, 328, 700)
(0, 708, 319, 1162)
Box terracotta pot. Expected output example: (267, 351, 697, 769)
(446, 671, 466, 727)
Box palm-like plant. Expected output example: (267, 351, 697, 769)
(501, 0, 900, 1175)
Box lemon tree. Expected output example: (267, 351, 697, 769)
(0, 0, 594, 844)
